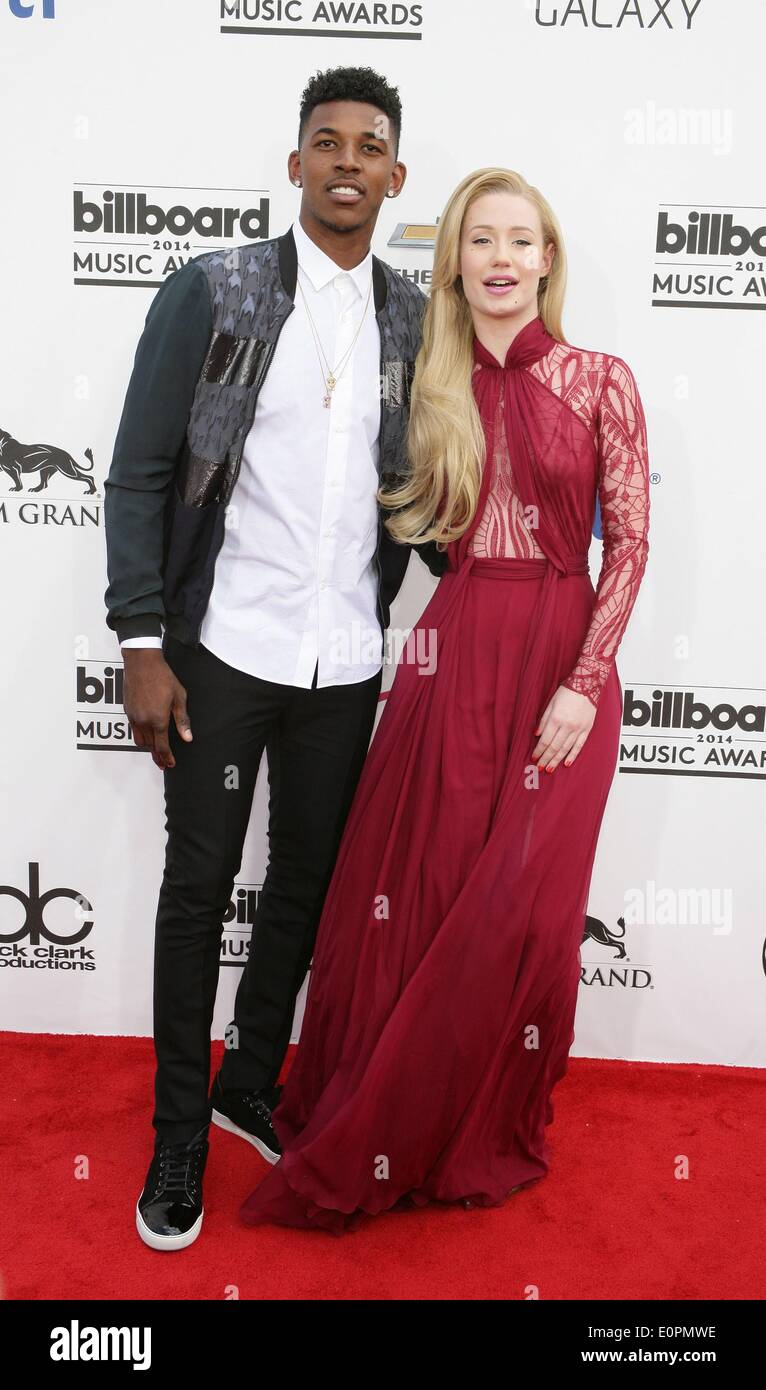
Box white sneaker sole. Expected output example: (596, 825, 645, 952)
(135, 1200, 203, 1251)
(211, 1107, 281, 1164)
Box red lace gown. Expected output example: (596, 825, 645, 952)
(239, 313, 651, 1234)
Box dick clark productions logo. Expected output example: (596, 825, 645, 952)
(0, 862, 96, 971)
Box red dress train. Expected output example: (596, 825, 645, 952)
(239, 314, 651, 1234)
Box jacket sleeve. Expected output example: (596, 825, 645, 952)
(103, 259, 212, 643)
(411, 538, 450, 578)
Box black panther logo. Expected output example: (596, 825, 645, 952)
(582, 914, 627, 960)
(0, 427, 96, 493)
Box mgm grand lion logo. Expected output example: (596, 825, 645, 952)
(0, 428, 96, 494)
(582, 914, 628, 959)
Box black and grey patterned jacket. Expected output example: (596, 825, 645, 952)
(103, 224, 448, 647)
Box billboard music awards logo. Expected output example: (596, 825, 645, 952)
(619, 684, 766, 778)
(73, 185, 271, 286)
(218, 1, 424, 39)
(652, 205, 766, 309)
(0, 862, 96, 974)
(221, 883, 264, 966)
(77, 660, 130, 751)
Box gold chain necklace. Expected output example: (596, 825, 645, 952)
(297, 271, 373, 408)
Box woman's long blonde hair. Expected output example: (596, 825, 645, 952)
(379, 167, 568, 547)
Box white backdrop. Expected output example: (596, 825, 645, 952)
(1, 0, 764, 1067)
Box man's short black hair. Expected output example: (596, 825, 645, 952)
(298, 66, 402, 158)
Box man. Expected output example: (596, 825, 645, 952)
(104, 64, 446, 1251)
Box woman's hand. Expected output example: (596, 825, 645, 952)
(531, 684, 596, 772)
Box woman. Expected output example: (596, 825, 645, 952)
(239, 167, 651, 1234)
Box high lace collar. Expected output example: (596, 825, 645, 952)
(472, 314, 556, 371)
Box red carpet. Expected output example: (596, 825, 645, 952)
(2, 1032, 763, 1301)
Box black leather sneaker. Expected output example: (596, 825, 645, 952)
(209, 1072, 282, 1163)
(135, 1126, 209, 1251)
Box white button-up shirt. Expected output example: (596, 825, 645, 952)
(122, 217, 384, 688)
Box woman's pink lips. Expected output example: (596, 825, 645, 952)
(483, 280, 519, 296)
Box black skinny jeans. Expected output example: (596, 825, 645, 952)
(151, 634, 382, 1144)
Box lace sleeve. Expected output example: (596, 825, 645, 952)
(561, 356, 650, 708)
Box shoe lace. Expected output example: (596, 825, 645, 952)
(241, 1092, 276, 1128)
(155, 1137, 206, 1199)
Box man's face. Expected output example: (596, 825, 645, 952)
(288, 99, 406, 235)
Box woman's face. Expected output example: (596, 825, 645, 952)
(458, 190, 554, 325)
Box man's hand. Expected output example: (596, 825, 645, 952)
(531, 684, 596, 773)
(122, 648, 192, 769)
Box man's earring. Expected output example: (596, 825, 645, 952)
(293, 178, 302, 187)
(386, 188, 395, 197)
